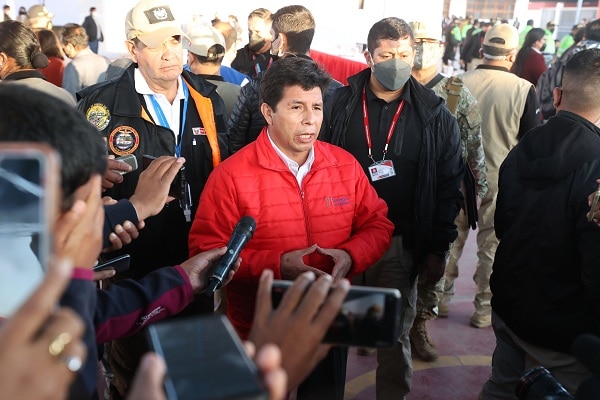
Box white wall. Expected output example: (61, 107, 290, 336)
(37, 0, 444, 59)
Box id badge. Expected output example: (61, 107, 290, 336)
(368, 160, 396, 182)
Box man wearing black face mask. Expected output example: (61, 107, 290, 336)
(231, 8, 275, 78)
(320, 17, 464, 400)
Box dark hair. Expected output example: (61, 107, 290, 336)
(36, 28, 64, 60)
(3, 5, 9, 11)
(260, 57, 330, 111)
(574, 26, 586, 43)
(0, 20, 48, 69)
(0, 84, 106, 211)
(272, 5, 315, 55)
(367, 17, 413, 55)
(561, 48, 600, 112)
(248, 8, 271, 22)
(190, 44, 226, 64)
(90, 7, 96, 13)
(585, 19, 600, 42)
(61, 23, 88, 49)
(512, 28, 546, 76)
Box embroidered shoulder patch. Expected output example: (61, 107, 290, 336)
(108, 126, 140, 156)
(86, 103, 111, 131)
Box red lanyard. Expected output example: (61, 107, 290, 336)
(253, 54, 272, 74)
(362, 86, 405, 163)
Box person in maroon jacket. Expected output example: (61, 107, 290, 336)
(512, 27, 548, 86)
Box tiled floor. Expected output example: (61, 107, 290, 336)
(345, 229, 495, 399)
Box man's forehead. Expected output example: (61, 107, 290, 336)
(282, 85, 323, 100)
(375, 38, 414, 52)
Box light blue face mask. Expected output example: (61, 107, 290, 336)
(372, 58, 412, 91)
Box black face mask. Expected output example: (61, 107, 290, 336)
(248, 33, 266, 53)
(540, 44, 547, 53)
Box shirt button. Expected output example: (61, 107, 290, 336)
(384, 106, 389, 110)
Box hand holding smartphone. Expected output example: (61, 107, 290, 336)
(271, 280, 401, 347)
(142, 155, 184, 199)
(113, 154, 138, 175)
(147, 315, 267, 400)
(0, 143, 59, 318)
(93, 254, 130, 273)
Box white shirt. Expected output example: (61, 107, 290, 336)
(134, 68, 185, 148)
(267, 129, 314, 187)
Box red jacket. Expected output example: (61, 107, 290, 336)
(189, 128, 394, 337)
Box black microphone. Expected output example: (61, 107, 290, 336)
(204, 216, 256, 295)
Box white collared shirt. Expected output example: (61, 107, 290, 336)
(267, 130, 314, 187)
(134, 68, 185, 147)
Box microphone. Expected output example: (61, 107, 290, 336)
(205, 216, 256, 295)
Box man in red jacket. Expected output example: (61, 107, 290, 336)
(189, 57, 394, 400)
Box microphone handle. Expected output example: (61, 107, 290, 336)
(204, 232, 250, 295)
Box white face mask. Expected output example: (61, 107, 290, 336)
(413, 41, 441, 70)
(270, 35, 282, 57)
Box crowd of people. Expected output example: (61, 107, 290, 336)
(1, 0, 600, 399)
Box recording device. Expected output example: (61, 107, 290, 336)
(515, 334, 600, 400)
(516, 366, 573, 399)
(113, 154, 138, 175)
(141, 155, 184, 199)
(205, 216, 256, 295)
(147, 315, 267, 400)
(93, 254, 130, 274)
(271, 280, 401, 347)
(587, 182, 600, 222)
(0, 143, 59, 318)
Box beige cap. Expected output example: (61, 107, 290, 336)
(184, 25, 226, 60)
(125, 0, 185, 48)
(409, 21, 442, 41)
(482, 23, 518, 53)
(27, 5, 54, 19)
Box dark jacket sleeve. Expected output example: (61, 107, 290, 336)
(517, 86, 542, 139)
(431, 110, 465, 252)
(103, 200, 139, 248)
(226, 76, 264, 154)
(94, 266, 194, 343)
(62, 269, 97, 400)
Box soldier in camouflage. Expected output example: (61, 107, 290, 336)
(409, 21, 488, 362)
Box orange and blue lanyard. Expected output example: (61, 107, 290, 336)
(149, 83, 189, 157)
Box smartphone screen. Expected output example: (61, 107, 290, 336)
(0, 143, 59, 318)
(147, 315, 267, 400)
(271, 280, 401, 347)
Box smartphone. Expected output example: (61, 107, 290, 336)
(141, 155, 183, 199)
(0, 143, 60, 318)
(93, 254, 130, 273)
(271, 280, 401, 347)
(147, 315, 267, 400)
(588, 182, 600, 222)
(114, 154, 138, 175)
